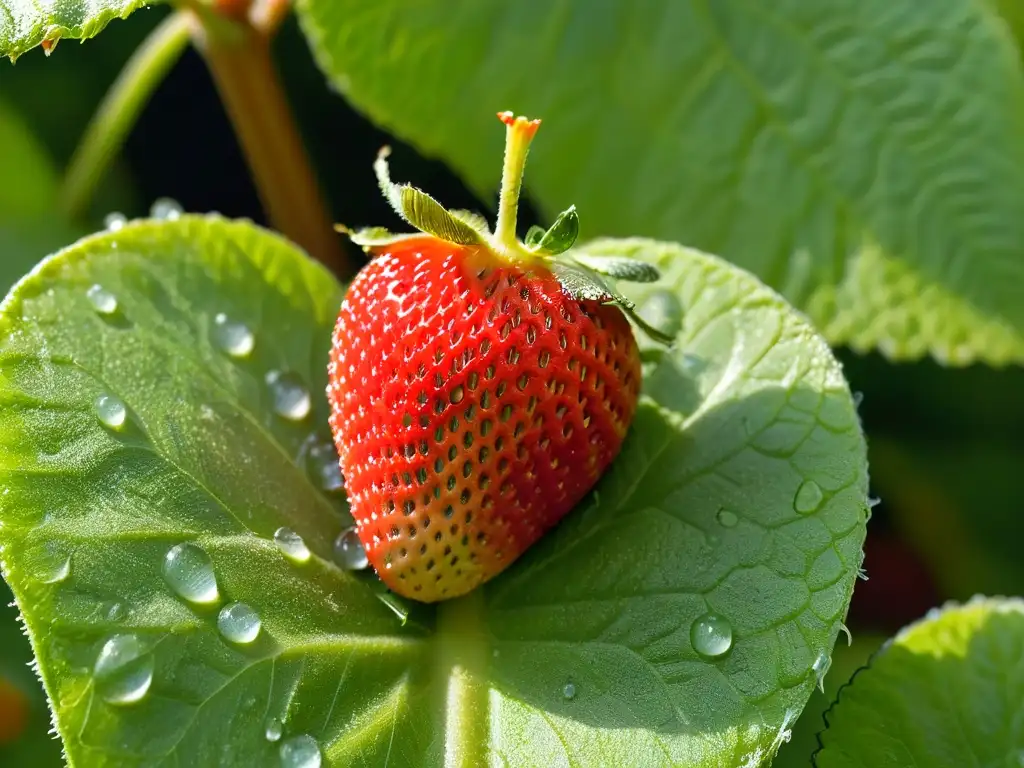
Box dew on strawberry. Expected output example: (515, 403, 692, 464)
(327, 112, 672, 603)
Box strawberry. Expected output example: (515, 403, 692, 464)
(328, 113, 668, 602)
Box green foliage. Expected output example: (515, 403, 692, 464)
(0, 219, 866, 766)
(297, 0, 1024, 366)
(815, 598, 1024, 767)
(0, 0, 158, 60)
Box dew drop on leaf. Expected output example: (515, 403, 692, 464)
(274, 527, 311, 563)
(793, 480, 825, 514)
(279, 734, 321, 768)
(213, 313, 255, 358)
(811, 651, 832, 693)
(95, 394, 127, 429)
(150, 197, 183, 221)
(38, 552, 71, 584)
(264, 716, 283, 742)
(716, 509, 738, 528)
(690, 613, 733, 659)
(309, 441, 343, 491)
(103, 212, 127, 232)
(333, 526, 368, 570)
(93, 634, 153, 705)
(105, 602, 125, 622)
(86, 284, 118, 315)
(266, 371, 311, 420)
(217, 602, 262, 644)
(562, 681, 577, 700)
(162, 542, 219, 604)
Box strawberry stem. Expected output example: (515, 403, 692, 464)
(436, 590, 489, 766)
(494, 112, 541, 248)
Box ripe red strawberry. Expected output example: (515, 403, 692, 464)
(328, 113, 663, 602)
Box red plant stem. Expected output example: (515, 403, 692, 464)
(189, 10, 354, 277)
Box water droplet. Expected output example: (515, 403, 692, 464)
(86, 284, 118, 315)
(690, 613, 733, 659)
(106, 602, 125, 622)
(213, 313, 254, 358)
(279, 734, 321, 768)
(104, 212, 127, 232)
(150, 197, 183, 221)
(562, 681, 576, 700)
(333, 526, 368, 570)
(716, 509, 738, 528)
(163, 542, 219, 604)
(264, 716, 283, 742)
(216, 602, 261, 644)
(309, 441, 343, 491)
(793, 480, 824, 514)
(93, 634, 153, 705)
(266, 371, 310, 420)
(96, 394, 127, 429)
(274, 527, 311, 563)
(812, 652, 832, 693)
(680, 353, 704, 375)
(39, 553, 71, 584)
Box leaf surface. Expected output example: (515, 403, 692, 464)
(297, 0, 1024, 365)
(0, 0, 157, 60)
(0, 222, 868, 766)
(815, 598, 1024, 768)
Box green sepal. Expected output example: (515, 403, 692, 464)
(550, 260, 620, 303)
(551, 259, 675, 345)
(528, 205, 580, 255)
(524, 225, 547, 248)
(573, 252, 661, 283)
(374, 147, 487, 246)
(450, 209, 491, 234)
(335, 224, 432, 249)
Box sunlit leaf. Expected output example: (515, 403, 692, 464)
(298, 0, 1024, 365)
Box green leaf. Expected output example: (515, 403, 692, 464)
(374, 147, 486, 246)
(524, 225, 546, 248)
(0, 95, 83, 305)
(549, 259, 621, 303)
(530, 204, 579, 255)
(0, 0, 158, 60)
(770, 632, 885, 768)
(297, 0, 1024, 366)
(815, 598, 1024, 768)
(0, 97, 57, 217)
(0, 222, 867, 766)
(572, 252, 661, 284)
(0, 582, 65, 767)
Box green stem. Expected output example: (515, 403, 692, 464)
(435, 589, 490, 768)
(189, 7, 353, 276)
(58, 10, 191, 219)
(493, 112, 541, 247)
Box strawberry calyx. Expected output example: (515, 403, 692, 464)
(337, 111, 677, 344)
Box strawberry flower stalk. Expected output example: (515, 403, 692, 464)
(328, 112, 672, 603)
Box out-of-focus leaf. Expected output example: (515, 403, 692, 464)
(298, 0, 1024, 365)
